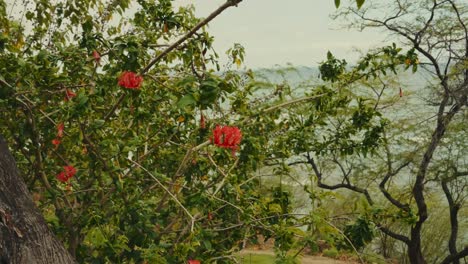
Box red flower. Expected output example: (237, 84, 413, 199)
(56, 165, 77, 183)
(56, 172, 68, 182)
(212, 125, 242, 151)
(399, 87, 403, 98)
(92, 50, 101, 63)
(118, 71, 143, 89)
(52, 138, 61, 148)
(57, 123, 65, 138)
(188, 260, 201, 264)
(64, 89, 76, 101)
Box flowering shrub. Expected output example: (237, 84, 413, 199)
(0, 1, 262, 262)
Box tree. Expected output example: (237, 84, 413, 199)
(0, 0, 258, 262)
(0, 0, 371, 262)
(267, 0, 467, 263)
(0, 135, 76, 263)
(345, 1, 467, 263)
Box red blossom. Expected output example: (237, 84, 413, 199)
(118, 71, 143, 89)
(56, 165, 77, 183)
(399, 87, 403, 98)
(52, 138, 61, 148)
(64, 89, 76, 101)
(212, 125, 242, 151)
(92, 50, 101, 63)
(57, 123, 65, 138)
(188, 260, 201, 264)
(56, 172, 67, 183)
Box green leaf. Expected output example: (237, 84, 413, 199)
(203, 240, 212, 250)
(334, 0, 340, 8)
(356, 0, 365, 9)
(25, 11, 34, 20)
(199, 80, 220, 108)
(177, 94, 196, 108)
(77, 93, 89, 107)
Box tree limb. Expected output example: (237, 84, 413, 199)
(141, 0, 243, 75)
(440, 246, 468, 264)
(441, 179, 461, 263)
(105, 0, 243, 121)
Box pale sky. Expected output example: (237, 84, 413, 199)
(6, 0, 386, 69)
(174, 0, 386, 68)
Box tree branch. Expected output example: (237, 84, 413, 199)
(306, 153, 374, 205)
(379, 161, 411, 211)
(128, 158, 195, 232)
(104, 0, 243, 121)
(376, 224, 410, 244)
(441, 179, 461, 263)
(140, 0, 242, 75)
(440, 246, 468, 264)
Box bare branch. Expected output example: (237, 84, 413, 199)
(322, 219, 364, 264)
(306, 153, 374, 205)
(376, 224, 410, 244)
(441, 179, 461, 262)
(379, 161, 411, 211)
(128, 158, 195, 232)
(440, 246, 468, 264)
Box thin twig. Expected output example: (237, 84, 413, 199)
(128, 158, 195, 232)
(241, 93, 326, 124)
(323, 219, 365, 264)
(174, 140, 211, 178)
(140, 0, 243, 75)
(212, 156, 239, 196)
(210, 194, 244, 213)
(104, 1, 242, 121)
(103, 93, 126, 121)
(0, 78, 13, 88)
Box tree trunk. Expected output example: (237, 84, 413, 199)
(408, 232, 426, 264)
(0, 135, 75, 264)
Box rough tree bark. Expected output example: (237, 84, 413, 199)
(0, 135, 75, 264)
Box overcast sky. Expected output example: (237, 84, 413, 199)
(6, 0, 387, 69)
(173, 0, 386, 69)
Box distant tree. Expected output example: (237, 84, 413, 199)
(342, 1, 467, 263)
(268, 0, 467, 263)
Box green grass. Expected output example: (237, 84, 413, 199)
(236, 253, 276, 264)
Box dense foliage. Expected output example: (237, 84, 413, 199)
(0, 0, 263, 262)
(0, 0, 466, 263)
